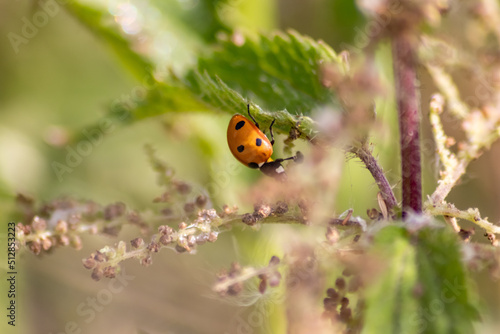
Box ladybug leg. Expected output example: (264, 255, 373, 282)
(269, 119, 276, 146)
(275, 151, 304, 164)
(247, 104, 260, 129)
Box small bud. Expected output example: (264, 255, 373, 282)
(153, 192, 170, 203)
(55, 220, 68, 234)
(195, 195, 208, 208)
(32, 216, 47, 232)
(103, 202, 126, 220)
(227, 282, 243, 296)
(242, 213, 258, 226)
(326, 288, 339, 302)
(208, 232, 218, 242)
(339, 306, 352, 323)
(254, 204, 271, 219)
(274, 201, 288, 215)
(158, 225, 173, 235)
(103, 266, 116, 278)
(41, 238, 52, 251)
(58, 234, 70, 246)
(175, 244, 188, 253)
(335, 278, 346, 291)
(91, 267, 103, 281)
(94, 251, 106, 262)
(147, 242, 160, 253)
(187, 235, 197, 247)
(459, 228, 475, 242)
(131, 237, 144, 249)
(140, 255, 153, 266)
(160, 234, 174, 245)
(178, 222, 187, 230)
(175, 181, 191, 195)
(269, 256, 280, 266)
(16, 223, 28, 236)
(340, 297, 349, 308)
(196, 233, 208, 245)
(82, 256, 96, 269)
(367, 208, 381, 220)
(29, 241, 41, 255)
(485, 232, 497, 246)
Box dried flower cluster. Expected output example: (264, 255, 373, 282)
(214, 256, 282, 296)
(322, 272, 363, 330)
(82, 208, 222, 281)
(14, 195, 147, 255)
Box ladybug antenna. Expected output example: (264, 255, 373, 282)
(247, 104, 260, 129)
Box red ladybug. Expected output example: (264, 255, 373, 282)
(227, 105, 302, 180)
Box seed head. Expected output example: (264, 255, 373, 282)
(131, 237, 144, 249)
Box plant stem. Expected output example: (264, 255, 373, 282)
(351, 145, 398, 211)
(425, 201, 500, 235)
(392, 34, 422, 216)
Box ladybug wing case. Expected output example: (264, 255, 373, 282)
(227, 115, 273, 167)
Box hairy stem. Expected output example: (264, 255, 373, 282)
(425, 201, 500, 235)
(350, 145, 397, 211)
(393, 34, 422, 216)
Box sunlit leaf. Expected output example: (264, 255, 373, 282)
(191, 30, 342, 114)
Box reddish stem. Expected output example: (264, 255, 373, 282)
(392, 34, 422, 216)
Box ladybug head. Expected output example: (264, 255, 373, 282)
(259, 160, 287, 181)
(259, 151, 303, 182)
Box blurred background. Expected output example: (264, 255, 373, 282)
(0, 0, 499, 333)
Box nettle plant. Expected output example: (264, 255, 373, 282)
(14, 0, 500, 333)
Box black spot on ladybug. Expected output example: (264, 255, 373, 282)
(256, 138, 262, 146)
(235, 121, 245, 130)
(237, 145, 244, 152)
(248, 162, 259, 169)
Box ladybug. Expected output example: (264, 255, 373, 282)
(227, 104, 303, 180)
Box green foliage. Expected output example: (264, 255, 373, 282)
(64, 2, 343, 141)
(187, 31, 341, 114)
(363, 225, 479, 334)
(415, 228, 480, 334)
(362, 226, 419, 334)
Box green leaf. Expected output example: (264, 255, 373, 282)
(190, 30, 342, 115)
(362, 225, 479, 334)
(362, 226, 419, 334)
(414, 228, 480, 334)
(65, 2, 340, 141)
